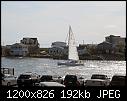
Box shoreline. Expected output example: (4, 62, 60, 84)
(2, 55, 125, 61)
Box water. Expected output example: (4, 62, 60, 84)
(1, 57, 126, 79)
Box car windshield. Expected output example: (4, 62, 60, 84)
(41, 76, 53, 81)
(91, 75, 107, 79)
(112, 76, 125, 81)
(65, 75, 77, 81)
(18, 75, 31, 79)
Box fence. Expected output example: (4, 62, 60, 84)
(1, 68, 14, 75)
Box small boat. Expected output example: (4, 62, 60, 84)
(57, 26, 84, 66)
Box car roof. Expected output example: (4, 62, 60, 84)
(41, 75, 52, 77)
(4, 74, 14, 76)
(113, 74, 126, 77)
(86, 79, 106, 82)
(40, 82, 65, 87)
(92, 74, 107, 76)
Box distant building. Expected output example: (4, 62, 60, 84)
(51, 41, 66, 48)
(105, 35, 125, 53)
(8, 37, 40, 56)
(48, 41, 67, 57)
(96, 41, 115, 54)
(105, 35, 125, 46)
(48, 41, 89, 58)
(20, 38, 39, 45)
(2, 46, 11, 56)
(10, 43, 29, 56)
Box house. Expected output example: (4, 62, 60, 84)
(105, 35, 125, 53)
(10, 43, 29, 56)
(20, 38, 40, 54)
(96, 41, 115, 54)
(8, 37, 40, 56)
(48, 41, 67, 57)
(1, 46, 11, 56)
(105, 35, 125, 46)
(48, 41, 90, 59)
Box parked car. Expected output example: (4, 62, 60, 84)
(40, 75, 64, 84)
(17, 72, 40, 87)
(2, 74, 17, 86)
(63, 75, 84, 86)
(110, 75, 126, 86)
(85, 74, 110, 87)
(35, 82, 65, 87)
(85, 79, 108, 87)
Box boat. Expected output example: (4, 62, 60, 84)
(57, 26, 84, 66)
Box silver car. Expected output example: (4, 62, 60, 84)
(85, 74, 110, 87)
(2, 74, 17, 86)
(35, 82, 65, 87)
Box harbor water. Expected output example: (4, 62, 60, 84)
(1, 57, 126, 79)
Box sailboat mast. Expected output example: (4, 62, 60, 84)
(68, 26, 71, 46)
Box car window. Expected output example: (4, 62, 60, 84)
(41, 76, 53, 81)
(65, 75, 77, 81)
(91, 75, 107, 79)
(18, 75, 31, 79)
(112, 76, 125, 81)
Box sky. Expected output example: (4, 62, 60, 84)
(1, 1, 126, 48)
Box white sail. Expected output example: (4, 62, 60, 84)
(68, 26, 79, 61)
(57, 26, 84, 66)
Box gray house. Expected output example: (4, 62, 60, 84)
(96, 41, 115, 54)
(10, 43, 29, 56)
(9, 37, 40, 56)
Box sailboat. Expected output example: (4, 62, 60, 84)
(57, 26, 84, 66)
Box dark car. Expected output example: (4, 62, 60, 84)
(64, 75, 84, 87)
(110, 75, 126, 86)
(17, 72, 40, 87)
(40, 75, 53, 82)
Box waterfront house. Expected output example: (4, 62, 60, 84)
(20, 38, 40, 54)
(48, 41, 90, 59)
(105, 35, 125, 46)
(10, 43, 29, 56)
(48, 41, 68, 58)
(105, 35, 125, 53)
(8, 37, 40, 56)
(96, 41, 114, 54)
(2, 46, 11, 56)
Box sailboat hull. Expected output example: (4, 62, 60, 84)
(58, 61, 84, 66)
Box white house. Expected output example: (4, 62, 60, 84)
(10, 43, 29, 56)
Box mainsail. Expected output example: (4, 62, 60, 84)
(68, 26, 79, 61)
(57, 26, 84, 66)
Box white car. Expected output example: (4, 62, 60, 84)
(85, 79, 109, 87)
(2, 74, 17, 86)
(85, 74, 110, 87)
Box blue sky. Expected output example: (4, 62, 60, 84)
(1, 1, 126, 47)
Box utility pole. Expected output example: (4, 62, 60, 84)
(83, 40, 84, 45)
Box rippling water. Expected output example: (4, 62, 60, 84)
(1, 57, 126, 79)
